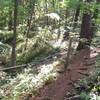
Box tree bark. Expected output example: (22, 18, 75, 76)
(8, 9, 13, 31)
(11, 0, 18, 66)
(77, 12, 92, 50)
(77, 0, 99, 50)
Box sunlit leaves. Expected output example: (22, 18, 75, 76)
(0, 42, 11, 55)
(0, 63, 57, 99)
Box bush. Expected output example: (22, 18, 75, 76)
(0, 42, 11, 64)
(17, 27, 53, 64)
(0, 64, 57, 100)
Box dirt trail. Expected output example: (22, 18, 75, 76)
(32, 48, 99, 100)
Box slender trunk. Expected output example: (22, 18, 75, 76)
(57, 20, 61, 40)
(64, 38, 73, 69)
(44, 0, 48, 26)
(52, 0, 56, 27)
(8, 9, 13, 31)
(24, 0, 35, 50)
(24, 12, 33, 50)
(63, 7, 70, 40)
(73, 5, 80, 30)
(11, 0, 18, 66)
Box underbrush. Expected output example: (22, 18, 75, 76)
(0, 27, 63, 99)
(0, 63, 57, 100)
(0, 42, 11, 64)
(92, 31, 100, 48)
(0, 30, 13, 43)
(16, 28, 54, 64)
(0, 27, 60, 65)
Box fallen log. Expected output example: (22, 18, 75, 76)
(0, 64, 27, 71)
(0, 50, 67, 71)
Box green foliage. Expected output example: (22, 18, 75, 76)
(17, 45, 53, 64)
(0, 30, 13, 43)
(17, 28, 53, 64)
(0, 42, 11, 54)
(0, 42, 11, 64)
(80, 92, 91, 100)
(0, 0, 100, 99)
(67, 0, 82, 9)
(92, 34, 100, 48)
(0, 0, 12, 29)
(0, 64, 56, 100)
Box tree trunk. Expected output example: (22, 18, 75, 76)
(11, 0, 18, 66)
(77, 12, 92, 50)
(73, 5, 80, 30)
(24, 0, 35, 50)
(44, 0, 48, 26)
(77, 0, 99, 50)
(8, 9, 13, 31)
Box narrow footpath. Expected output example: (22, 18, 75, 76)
(32, 48, 100, 100)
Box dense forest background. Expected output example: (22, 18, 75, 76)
(0, 0, 100, 100)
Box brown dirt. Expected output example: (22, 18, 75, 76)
(31, 48, 100, 100)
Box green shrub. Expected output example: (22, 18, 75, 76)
(80, 92, 91, 100)
(0, 63, 56, 100)
(0, 30, 13, 43)
(0, 42, 11, 64)
(17, 27, 53, 64)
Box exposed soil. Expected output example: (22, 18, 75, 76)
(30, 48, 100, 100)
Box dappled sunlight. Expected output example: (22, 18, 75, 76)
(0, 61, 59, 99)
(0, 0, 100, 100)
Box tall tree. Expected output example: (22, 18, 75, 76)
(77, 0, 100, 50)
(24, 0, 36, 50)
(77, 1, 93, 50)
(73, 5, 80, 30)
(11, 0, 18, 66)
(8, 8, 13, 31)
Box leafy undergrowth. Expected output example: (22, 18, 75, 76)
(0, 27, 67, 65)
(0, 60, 61, 100)
(0, 27, 72, 100)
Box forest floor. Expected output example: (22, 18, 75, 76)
(32, 48, 100, 100)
